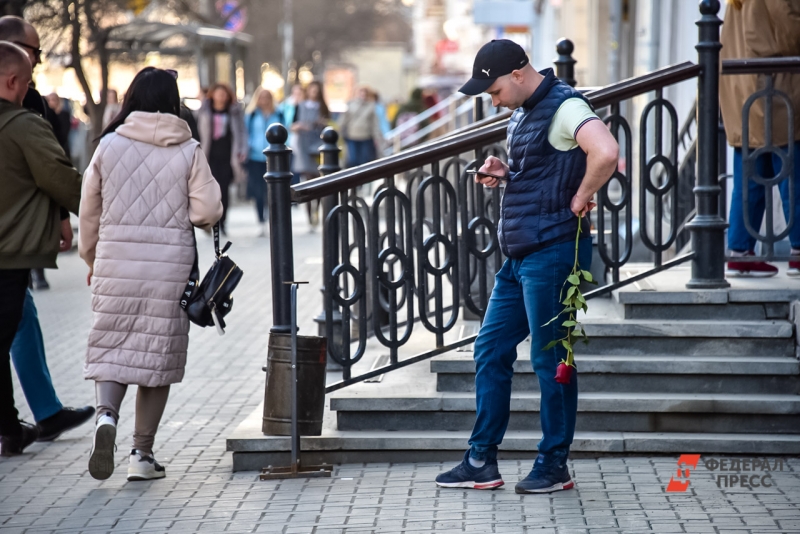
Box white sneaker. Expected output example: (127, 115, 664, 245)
(88, 413, 116, 480)
(127, 449, 166, 481)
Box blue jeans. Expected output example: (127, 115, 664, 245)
(728, 142, 800, 252)
(469, 237, 592, 462)
(10, 289, 62, 422)
(345, 139, 377, 168)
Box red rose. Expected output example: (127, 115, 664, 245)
(555, 362, 573, 384)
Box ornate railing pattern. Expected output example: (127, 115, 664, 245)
(265, 3, 745, 389)
(721, 57, 800, 261)
(286, 61, 704, 387)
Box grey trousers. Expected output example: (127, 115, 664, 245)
(95, 381, 170, 456)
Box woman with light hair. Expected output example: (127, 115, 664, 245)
(245, 87, 283, 236)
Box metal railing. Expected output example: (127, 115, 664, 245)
(286, 63, 704, 390)
(264, 3, 732, 390)
(721, 57, 800, 261)
(383, 93, 498, 154)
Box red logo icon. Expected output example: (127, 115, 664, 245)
(666, 454, 701, 492)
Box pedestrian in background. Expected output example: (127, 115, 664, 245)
(339, 86, 384, 168)
(101, 89, 121, 130)
(290, 80, 329, 229)
(79, 67, 222, 481)
(280, 83, 304, 128)
(45, 92, 72, 159)
(720, 0, 800, 277)
(0, 16, 95, 446)
(0, 41, 83, 456)
(281, 83, 305, 186)
(245, 87, 283, 236)
(198, 82, 246, 236)
(370, 89, 391, 138)
(392, 87, 428, 147)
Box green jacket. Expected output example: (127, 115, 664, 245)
(0, 99, 82, 269)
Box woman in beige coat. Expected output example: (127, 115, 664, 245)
(79, 68, 223, 481)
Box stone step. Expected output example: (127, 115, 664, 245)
(622, 302, 790, 321)
(580, 320, 793, 338)
(228, 406, 800, 471)
(615, 287, 800, 305)
(330, 392, 800, 434)
(572, 319, 794, 356)
(431, 354, 800, 394)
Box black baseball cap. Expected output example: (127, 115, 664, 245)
(459, 39, 530, 95)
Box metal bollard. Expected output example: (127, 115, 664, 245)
(314, 127, 344, 370)
(264, 123, 296, 333)
(686, 0, 729, 289)
(554, 38, 577, 87)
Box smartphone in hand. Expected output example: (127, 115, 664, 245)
(466, 169, 507, 181)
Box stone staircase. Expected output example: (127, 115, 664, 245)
(227, 271, 800, 471)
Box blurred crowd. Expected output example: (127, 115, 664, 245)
(47, 80, 445, 237)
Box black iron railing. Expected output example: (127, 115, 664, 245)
(291, 63, 705, 389)
(264, 3, 733, 390)
(721, 57, 800, 261)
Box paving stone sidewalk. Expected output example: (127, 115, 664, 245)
(1, 205, 799, 534)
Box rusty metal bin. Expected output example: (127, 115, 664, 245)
(262, 332, 327, 436)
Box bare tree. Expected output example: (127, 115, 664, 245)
(25, 0, 129, 140)
(23, 0, 232, 141)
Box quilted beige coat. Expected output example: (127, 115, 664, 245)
(79, 111, 223, 387)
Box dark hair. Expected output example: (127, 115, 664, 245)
(306, 81, 330, 120)
(207, 82, 236, 110)
(0, 16, 27, 41)
(101, 67, 181, 138)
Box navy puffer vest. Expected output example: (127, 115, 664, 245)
(499, 68, 591, 258)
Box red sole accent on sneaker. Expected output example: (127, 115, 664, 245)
(562, 481, 574, 490)
(474, 480, 504, 490)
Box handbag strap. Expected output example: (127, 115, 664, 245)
(213, 222, 232, 257)
(181, 232, 201, 311)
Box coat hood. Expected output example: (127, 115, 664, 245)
(115, 111, 192, 147)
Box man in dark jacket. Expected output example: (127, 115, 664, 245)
(0, 40, 86, 456)
(435, 40, 618, 494)
(0, 16, 94, 447)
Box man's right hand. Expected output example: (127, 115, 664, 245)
(475, 156, 508, 188)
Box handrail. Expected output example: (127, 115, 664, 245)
(292, 61, 701, 203)
(587, 61, 701, 108)
(722, 57, 800, 75)
(384, 92, 464, 140)
(325, 251, 697, 393)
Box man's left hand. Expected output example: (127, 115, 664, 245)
(570, 194, 596, 217)
(59, 218, 73, 252)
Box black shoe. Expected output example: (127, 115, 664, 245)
(0, 421, 40, 457)
(515, 453, 574, 494)
(37, 406, 95, 442)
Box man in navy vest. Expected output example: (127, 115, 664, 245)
(435, 40, 618, 493)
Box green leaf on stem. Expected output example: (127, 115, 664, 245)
(567, 286, 577, 299)
(568, 274, 580, 286)
(542, 339, 560, 351)
(581, 270, 593, 282)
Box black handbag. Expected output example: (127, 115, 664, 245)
(180, 224, 243, 335)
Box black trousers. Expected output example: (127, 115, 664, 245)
(0, 269, 29, 435)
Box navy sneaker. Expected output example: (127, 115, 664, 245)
(515, 453, 574, 494)
(435, 450, 504, 490)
